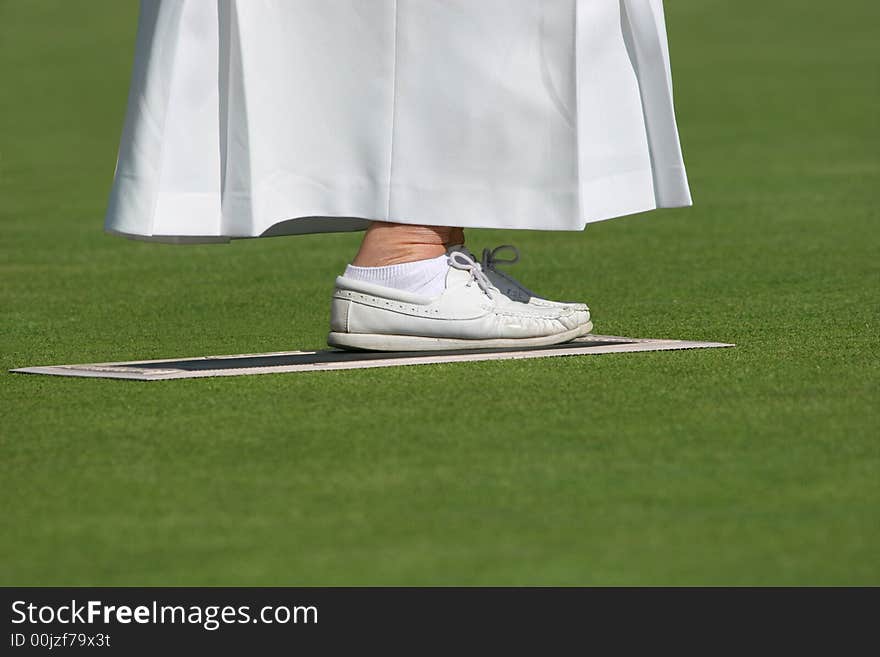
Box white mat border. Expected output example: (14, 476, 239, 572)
(10, 336, 734, 381)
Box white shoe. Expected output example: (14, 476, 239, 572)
(328, 250, 590, 351)
(452, 245, 592, 336)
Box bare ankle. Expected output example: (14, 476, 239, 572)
(352, 221, 465, 267)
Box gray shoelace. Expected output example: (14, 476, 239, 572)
(481, 244, 520, 270)
(448, 250, 495, 298)
(479, 244, 537, 298)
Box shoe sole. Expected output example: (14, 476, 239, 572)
(328, 321, 592, 352)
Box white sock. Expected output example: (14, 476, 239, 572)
(343, 254, 449, 298)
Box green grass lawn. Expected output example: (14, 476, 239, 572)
(1, 0, 877, 585)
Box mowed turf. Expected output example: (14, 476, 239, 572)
(1, 1, 877, 585)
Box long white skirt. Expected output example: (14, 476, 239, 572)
(106, 0, 692, 243)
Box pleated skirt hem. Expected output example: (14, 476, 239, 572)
(106, 165, 691, 244)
